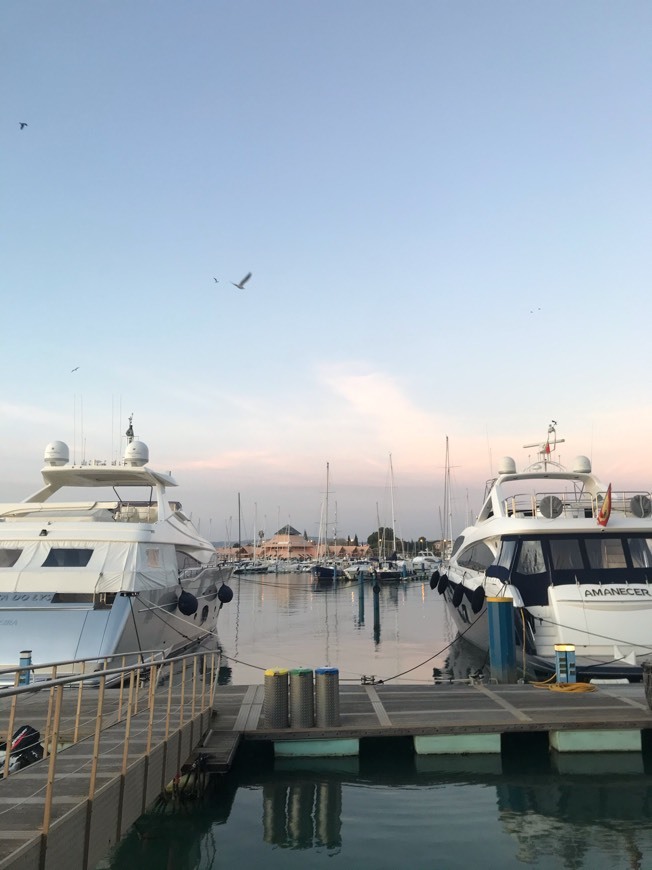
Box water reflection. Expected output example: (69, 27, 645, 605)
(443, 632, 491, 681)
(215, 571, 449, 687)
(108, 747, 652, 869)
(260, 752, 652, 868)
(262, 777, 343, 851)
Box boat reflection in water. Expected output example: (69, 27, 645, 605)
(107, 744, 652, 869)
(441, 632, 491, 682)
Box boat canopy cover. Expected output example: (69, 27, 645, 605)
(0, 540, 178, 594)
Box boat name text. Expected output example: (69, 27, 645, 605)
(584, 588, 651, 597)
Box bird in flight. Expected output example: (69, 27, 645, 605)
(71, 366, 79, 372)
(19, 122, 28, 129)
(213, 277, 219, 283)
(231, 272, 252, 290)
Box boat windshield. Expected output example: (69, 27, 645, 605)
(499, 534, 652, 607)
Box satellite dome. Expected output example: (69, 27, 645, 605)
(498, 456, 517, 474)
(572, 455, 592, 473)
(124, 440, 149, 467)
(44, 441, 69, 467)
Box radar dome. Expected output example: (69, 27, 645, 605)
(498, 456, 517, 474)
(44, 441, 69, 466)
(124, 440, 149, 467)
(572, 455, 592, 473)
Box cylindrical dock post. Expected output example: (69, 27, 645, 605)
(264, 668, 289, 728)
(644, 661, 652, 710)
(373, 582, 381, 643)
(19, 650, 32, 686)
(289, 667, 314, 727)
(555, 644, 576, 683)
(314, 667, 340, 727)
(487, 597, 517, 683)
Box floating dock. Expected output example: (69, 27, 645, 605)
(1, 677, 652, 869)
(200, 680, 652, 766)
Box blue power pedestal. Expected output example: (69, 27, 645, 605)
(555, 644, 576, 683)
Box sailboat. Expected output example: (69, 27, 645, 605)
(232, 499, 268, 574)
(439, 436, 453, 560)
(375, 454, 412, 581)
(311, 463, 340, 581)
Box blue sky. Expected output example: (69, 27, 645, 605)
(2, 2, 651, 542)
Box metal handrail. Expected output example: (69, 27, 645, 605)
(0, 648, 219, 837)
(0, 646, 170, 679)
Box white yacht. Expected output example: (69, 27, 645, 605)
(0, 423, 232, 672)
(412, 552, 441, 573)
(433, 423, 652, 680)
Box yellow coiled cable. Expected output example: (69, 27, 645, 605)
(530, 681, 596, 692)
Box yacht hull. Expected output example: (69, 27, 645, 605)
(0, 565, 232, 671)
(440, 577, 649, 681)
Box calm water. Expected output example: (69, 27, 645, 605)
(104, 572, 652, 869)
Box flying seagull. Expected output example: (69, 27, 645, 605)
(71, 366, 79, 372)
(213, 277, 219, 283)
(19, 122, 28, 129)
(231, 272, 252, 290)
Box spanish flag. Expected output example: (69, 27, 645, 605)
(597, 484, 612, 527)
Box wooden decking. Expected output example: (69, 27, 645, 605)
(200, 680, 652, 769)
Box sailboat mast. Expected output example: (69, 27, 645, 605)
(237, 492, 241, 551)
(442, 436, 452, 556)
(376, 501, 383, 560)
(325, 462, 330, 557)
(253, 502, 257, 562)
(389, 453, 396, 555)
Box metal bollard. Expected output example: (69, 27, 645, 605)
(19, 650, 32, 686)
(314, 667, 340, 727)
(555, 644, 576, 684)
(264, 668, 289, 728)
(487, 597, 517, 683)
(289, 668, 314, 728)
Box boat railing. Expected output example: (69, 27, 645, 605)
(503, 490, 652, 520)
(114, 502, 158, 522)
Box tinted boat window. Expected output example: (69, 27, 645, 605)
(549, 539, 583, 570)
(0, 549, 22, 568)
(177, 551, 202, 571)
(457, 541, 494, 571)
(628, 538, 652, 569)
(497, 539, 516, 570)
(450, 536, 464, 558)
(42, 549, 93, 567)
(585, 538, 627, 569)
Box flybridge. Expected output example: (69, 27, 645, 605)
(19, 439, 178, 505)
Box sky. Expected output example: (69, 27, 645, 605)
(2, 2, 651, 544)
